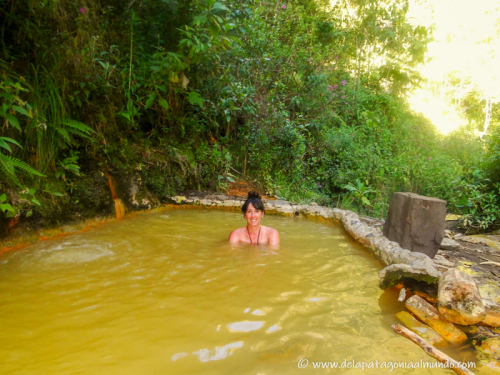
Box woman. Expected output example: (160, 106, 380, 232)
(228, 192, 280, 245)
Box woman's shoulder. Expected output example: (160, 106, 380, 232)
(262, 225, 280, 245)
(228, 227, 246, 242)
(231, 227, 247, 234)
(262, 225, 278, 234)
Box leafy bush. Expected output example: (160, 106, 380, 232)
(1, 0, 498, 233)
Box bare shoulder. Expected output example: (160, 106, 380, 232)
(263, 226, 280, 244)
(229, 227, 246, 243)
(262, 226, 279, 235)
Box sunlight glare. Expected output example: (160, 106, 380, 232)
(407, 0, 500, 134)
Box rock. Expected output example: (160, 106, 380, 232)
(383, 192, 447, 259)
(398, 288, 407, 302)
(478, 361, 500, 373)
(465, 235, 500, 251)
(433, 254, 455, 269)
(476, 337, 500, 370)
(114, 172, 160, 211)
(379, 263, 440, 289)
(437, 268, 486, 325)
(405, 295, 467, 345)
(460, 325, 500, 340)
(396, 311, 448, 346)
(310, 202, 318, 206)
(440, 238, 461, 251)
(483, 306, 500, 328)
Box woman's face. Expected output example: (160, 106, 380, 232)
(244, 203, 264, 227)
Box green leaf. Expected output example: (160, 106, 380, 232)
(170, 73, 179, 83)
(62, 119, 96, 134)
(188, 91, 204, 108)
(0, 139, 12, 153)
(361, 196, 371, 206)
(0, 137, 22, 150)
(0, 193, 6, 202)
(226, 175, 235, 183)
(12, 105, 31, 118)
(1, 203, 15, 212)
(119, 111, 131, 120)
(66, 165, 81, 175)
(213, 2, 229, 11)
(42, 190, 64, 196)
(5, 113, 21, 131)
(0, 93, 14, 101)
(193, 15, 208, 25)
(208, 21, 220, 36)
(344, 183, 356, 192)
(158, 97, 169, 110)
(26, 210, 33, 218)
(0, 154, 15, 175)
(145, 92, 156, 109)
(31, 198, 41, 206)
(11, 157, 46, 177)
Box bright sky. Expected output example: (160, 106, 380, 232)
(407, 0, 500, 134)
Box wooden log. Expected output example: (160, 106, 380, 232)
(392, 324, 475, 375)
(396, 311, 448, 346)
(406, 295, 467, 345)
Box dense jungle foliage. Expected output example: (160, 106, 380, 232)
(1, 0, 499, 233)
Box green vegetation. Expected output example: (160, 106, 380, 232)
(1, 0, 499, 233)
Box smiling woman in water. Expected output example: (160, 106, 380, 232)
(228, 192, 280, 245)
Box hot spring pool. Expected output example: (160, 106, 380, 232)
(0, 207, 478, 374)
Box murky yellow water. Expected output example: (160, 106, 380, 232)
(0, 208, 479, 374)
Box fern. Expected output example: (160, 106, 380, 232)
(62, 119, 96, 135)
(0, 153, 15, 176)
(53, 125, 71, 143)
(0, 154, 22, 187)
(0, 153, 45, 189)
(11, 157, 46, 177)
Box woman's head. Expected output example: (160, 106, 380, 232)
(241, 191, 265, 214)
(242, 191, 265, 227)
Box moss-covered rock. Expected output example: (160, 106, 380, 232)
(70, 170, 114, 218)
(112, 170, 160, 211)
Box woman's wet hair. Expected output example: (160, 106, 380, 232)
(242, 191, 265, 213)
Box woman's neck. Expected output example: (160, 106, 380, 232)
(247, 224, 261, 234)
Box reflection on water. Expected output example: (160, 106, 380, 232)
(0, 208, 479, 374)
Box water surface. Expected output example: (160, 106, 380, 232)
(0, 208, 477, 374)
